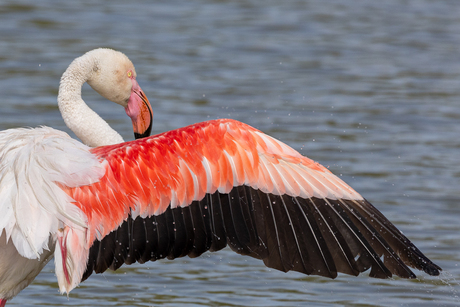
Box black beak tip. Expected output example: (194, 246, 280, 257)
(134, 123, 152, 139)
(134, 131, 149, 139)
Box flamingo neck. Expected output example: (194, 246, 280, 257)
(57, 53, 124, 147)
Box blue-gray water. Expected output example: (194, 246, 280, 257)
(0, 0, 459, 306)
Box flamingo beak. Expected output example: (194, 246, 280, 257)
(125, 79, 153, 139)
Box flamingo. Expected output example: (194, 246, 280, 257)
(0, 49, 440, 305)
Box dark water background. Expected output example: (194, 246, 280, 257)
(0, 0, 459, 306)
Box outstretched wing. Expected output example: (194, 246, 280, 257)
(63, 119, 440, 284)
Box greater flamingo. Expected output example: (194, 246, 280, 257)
(0, 48, 440, 305)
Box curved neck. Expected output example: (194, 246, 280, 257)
(57, 54, 124, 147)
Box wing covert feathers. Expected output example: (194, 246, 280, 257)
(67, 119, 362, 241)
(59, 119, 440, 283)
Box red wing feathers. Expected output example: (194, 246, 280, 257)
(66, 119, 441, 282)
(64, 119, 362, 244)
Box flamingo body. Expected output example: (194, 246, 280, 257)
(0, 49, 441, 305)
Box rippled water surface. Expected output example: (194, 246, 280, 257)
(0, 0, 459, 306)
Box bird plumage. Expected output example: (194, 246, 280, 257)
(62, 119, 439, 287)
(0, 127, 103, 297)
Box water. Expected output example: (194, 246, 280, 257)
(0, 0, 459, 306)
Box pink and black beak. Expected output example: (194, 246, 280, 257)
(125, 79, 153, 140)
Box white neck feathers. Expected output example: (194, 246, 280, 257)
(57, 50, 124, 147)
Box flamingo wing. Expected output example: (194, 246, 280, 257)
(63, 119, 440, 285)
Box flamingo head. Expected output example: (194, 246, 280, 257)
(86, 48, 153, 139)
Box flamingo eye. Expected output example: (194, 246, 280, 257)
(127, 71, 132, 78)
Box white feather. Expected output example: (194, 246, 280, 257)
(0, 127, 104, 260)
